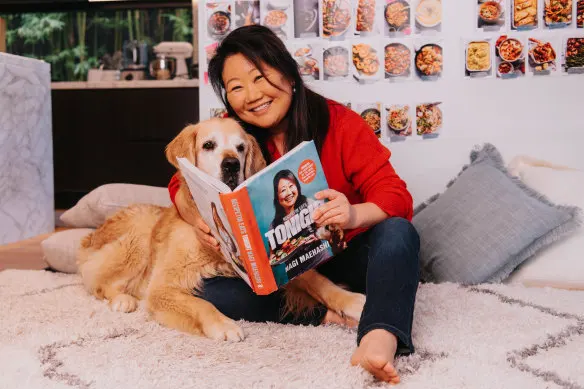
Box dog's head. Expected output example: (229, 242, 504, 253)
(166, 118, 266, 190)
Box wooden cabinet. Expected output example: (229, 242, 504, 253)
(51, 86, 199, 208)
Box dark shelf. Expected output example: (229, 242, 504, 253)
(51, 86, 199, 209)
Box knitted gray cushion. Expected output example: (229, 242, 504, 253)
(412, 143, 582, 285)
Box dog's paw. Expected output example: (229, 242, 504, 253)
(110, 294, 138, 313)
(203, 317, 245, 342)
(339, 292, 366, 322)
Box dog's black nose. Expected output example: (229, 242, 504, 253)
(221, 158, 240, 174)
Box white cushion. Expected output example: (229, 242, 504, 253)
(41, 228, 95, 273)
(505, 158, 584, 290)
(60, 184, 171, 228)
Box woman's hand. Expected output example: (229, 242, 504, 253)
(194, 217, 221, 252)
(312, 189, 357, 230)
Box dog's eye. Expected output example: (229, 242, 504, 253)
(203, 141, 216, 151)
(236, 144, 245, 153)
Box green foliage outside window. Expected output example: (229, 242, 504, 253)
(1, 9, 193, 82)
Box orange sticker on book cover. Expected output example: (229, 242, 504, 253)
(298, 159, 317, 184)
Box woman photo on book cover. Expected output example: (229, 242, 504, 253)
(268, 169, 345, 265)
(211, 202, 246, 274)
(169, 25, 420, 384)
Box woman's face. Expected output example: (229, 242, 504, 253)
(277, 178, 298, 210)
(223, 53, 293, 131)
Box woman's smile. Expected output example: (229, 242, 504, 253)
(248, 100, 273, 114)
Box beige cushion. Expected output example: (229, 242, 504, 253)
(506, 156, 584, 290)
(41, 228, 95, 273)
(60, 184, 171, 228)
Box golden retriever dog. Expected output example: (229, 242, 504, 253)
(77, 118, 365, 341)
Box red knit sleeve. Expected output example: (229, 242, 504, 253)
(168, 172, 181, 206)
(340, 111, 413, 221)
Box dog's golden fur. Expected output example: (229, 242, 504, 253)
(77, 118, 365, 341)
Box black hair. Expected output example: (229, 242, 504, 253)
(207, 25, 330, 160)
(271, 169, 307, 227)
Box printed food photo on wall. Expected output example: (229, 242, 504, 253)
(384, 40, 413, 81)
(289, 42, 322, 81)
(234, 0, 260, 28)
(477, 0, 506, 31)
(206, 2, 232, 41)
(352, 102, 382, 138)
(385, 103, 413, 141)
(321, 0, 353, 39)
(561, 36, 584, 74)
(464, 38, 493, 78)
(527, 36, 559, 75)
(511, 0, 538, 30)
(323, 42, 351, 80)
(416, 102, 442, 139)
(578, 0, 584, 27)
(261, 0, 294, 41)
(414, 39, 443, 80)
(495, 34, 526, 78)
(210, 108, 228, 118)
(543, 0, 572, 28)
(354, 0, 382, 37)
(294, 0, 320, 37)
(414, 0, 442, 34)
(384, 0, 412, 36)
(352, 41, 382, 82)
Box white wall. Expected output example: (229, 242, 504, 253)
(199, 0, 584, 205)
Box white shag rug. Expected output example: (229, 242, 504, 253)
(1, 270, 583, 389)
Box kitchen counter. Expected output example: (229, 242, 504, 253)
(51, 79, 200, 90)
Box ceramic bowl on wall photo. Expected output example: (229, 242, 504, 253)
(414, 0, 442, 33)
(477, 0, 505, 31)
(414, 41, 443, 80)
(384, 41, 413, 80)
(321, 0, 353, 39)
(207, 3, 232, 40)
(384, 0, 412, 36)
(385, 103, 413, 141)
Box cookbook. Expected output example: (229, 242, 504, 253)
(177, 140, 346, 295)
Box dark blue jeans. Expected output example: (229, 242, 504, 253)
(199, 217, 420, 355)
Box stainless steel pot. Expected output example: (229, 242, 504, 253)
(149, 55, 177, 80)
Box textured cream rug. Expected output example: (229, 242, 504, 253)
(1, 270, 583, 389)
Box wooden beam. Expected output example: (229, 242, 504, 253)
(0, 17, 6, 53)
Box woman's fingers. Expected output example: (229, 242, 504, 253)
(314, 189, 340, 201)
(194, 218, 220, 251)
(313, 198, 342, 221)
(196, 218, 211, 233)
(316, 211, 345, 228)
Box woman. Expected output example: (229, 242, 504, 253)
(268, 169, 326, 265)
(168, 25, 419, 384)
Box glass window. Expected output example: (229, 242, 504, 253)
(0, 8, 193, 82)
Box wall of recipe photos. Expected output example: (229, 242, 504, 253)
(198, 0, 584, 144)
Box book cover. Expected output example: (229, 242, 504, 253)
(178, 141, 346, 294)
(243, 141, 346, 287)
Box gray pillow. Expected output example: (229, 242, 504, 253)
(412, 143, 582, 285)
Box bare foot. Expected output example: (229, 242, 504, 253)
(322, 309, 358, 328)
(350, 329, 400, 385)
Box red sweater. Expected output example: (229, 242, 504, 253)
(168, 100, 413, 242)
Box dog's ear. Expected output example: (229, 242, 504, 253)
(165, 123, 199, 169)
(244, 134, 267, 178)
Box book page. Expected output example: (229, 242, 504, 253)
(177, 158, 251, 284)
